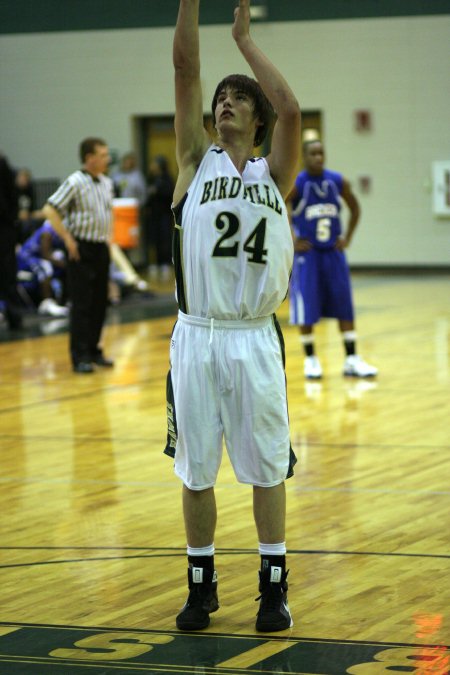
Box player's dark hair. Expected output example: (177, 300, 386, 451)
(79, 137, 107, 163)
(211, 74, 274, 147)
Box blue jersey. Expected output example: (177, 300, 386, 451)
(19, 221, 64, 261)
(291, 169, 343, 249)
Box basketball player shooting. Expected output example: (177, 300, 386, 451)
(165, 0, 301, 632)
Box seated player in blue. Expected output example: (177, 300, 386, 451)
(289, 139, 377, 379)
(16, 220, 69, 317)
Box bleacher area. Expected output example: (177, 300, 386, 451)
(32, 178, 61, 208)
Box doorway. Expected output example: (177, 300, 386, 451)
(136, 109, 323, 179)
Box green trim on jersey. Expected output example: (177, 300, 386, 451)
(272, 314, 297, 480)
(164, 369, 178, 459)
(172, 198, 189, 315)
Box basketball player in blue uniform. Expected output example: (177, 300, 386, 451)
(289, 140, 377, 379)
(17, 220, 68, 317)
(165, 0, 301, 632)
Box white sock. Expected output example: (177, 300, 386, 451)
(187, 543, 215, 557)
(342, 330, 357, 342)
(258, 542, 286, 556)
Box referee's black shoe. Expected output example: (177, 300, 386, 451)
(176, 567, 219, 631)
(255, 567, 293, 632)
(73, 361, 94, 374)
(92, 353, 114, 367)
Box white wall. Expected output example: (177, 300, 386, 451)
(1, 15, 449, 265)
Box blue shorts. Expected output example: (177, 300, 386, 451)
(289, 247, 354, 325)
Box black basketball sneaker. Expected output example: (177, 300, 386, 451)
(255, 565, 293, 632)
(176, 566, 219, 631)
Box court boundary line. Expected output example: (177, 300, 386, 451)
(0, 619, 449, 648)
(0, 546, 449, 571)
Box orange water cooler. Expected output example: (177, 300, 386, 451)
(112, 198, 139, 249)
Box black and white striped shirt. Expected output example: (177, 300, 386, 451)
(48, 170, 114, 242)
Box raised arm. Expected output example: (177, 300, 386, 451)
(232, 0, 301, 198)
(173, 0, 210, 204)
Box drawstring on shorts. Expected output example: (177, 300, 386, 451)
(209, 318, 215, 345)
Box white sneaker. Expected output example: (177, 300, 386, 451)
(304, 355, 323, 379)
(134, 279, 149, 292)
(343, 355, 377, 378)
(38, 298, 69, 317)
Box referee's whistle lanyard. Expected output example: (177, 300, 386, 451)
(209, 318, 215, 345)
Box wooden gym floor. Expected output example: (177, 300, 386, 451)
(0, 271, 449, 674)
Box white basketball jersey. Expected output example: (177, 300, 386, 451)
(173, 145, 294, 319)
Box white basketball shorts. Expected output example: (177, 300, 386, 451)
(167, 311, 292, 489)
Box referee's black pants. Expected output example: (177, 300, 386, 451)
(67, 240, 110, 366)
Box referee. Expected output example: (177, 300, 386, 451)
(43, 137, 115, 373)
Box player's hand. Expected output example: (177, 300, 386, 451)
(65, 234, 80, 261)
(335, 236, 349, 251)
(294, 237, 312, 252)
(232, 0, 251, 44)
